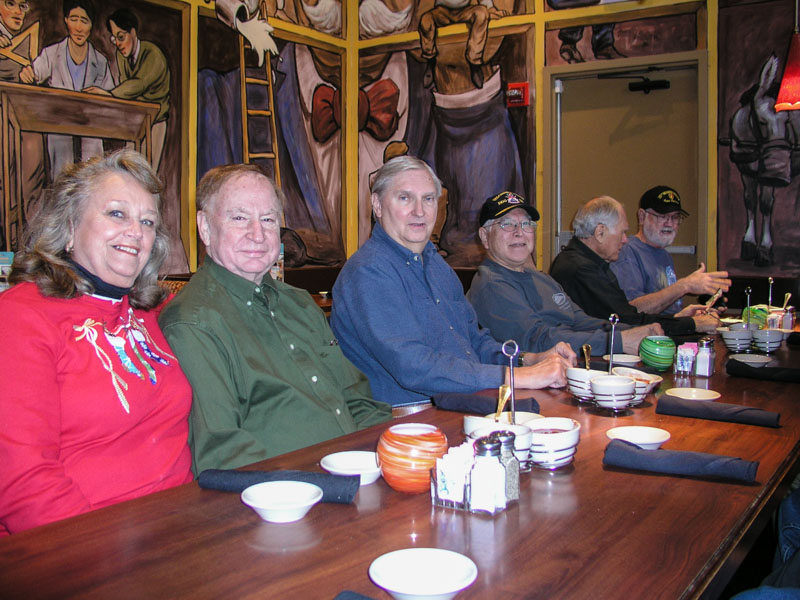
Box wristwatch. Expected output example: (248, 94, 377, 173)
(517, 352, 526, 367)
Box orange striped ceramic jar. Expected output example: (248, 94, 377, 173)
(376, 423, 448, 494)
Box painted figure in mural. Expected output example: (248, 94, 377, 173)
(729, 54, 795, 267)
(417, 0, 509, 89)
(19, 0, 114, 180)
(84, 9, 170, 173)
(0, 0, 45, 242)
(556, 25, 623, 63)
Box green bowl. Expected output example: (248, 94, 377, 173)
(639, 336, 675, 371)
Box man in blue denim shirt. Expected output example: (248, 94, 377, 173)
(331, 156, 573, 407)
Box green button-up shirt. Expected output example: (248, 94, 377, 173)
(159, 259, 391, 475)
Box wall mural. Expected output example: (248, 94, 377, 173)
(0, 0, 187, 272)
(718, 0, 799, 276)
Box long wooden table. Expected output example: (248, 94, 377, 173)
(2, 339, 800, 599)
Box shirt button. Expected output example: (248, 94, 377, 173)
(246, 301, 252, 306)
(311, 375, 318, 383)
(435, 299, 440, 304)
(466, 350, 471, 355)
(449, 326, 454, 330)
(255, 287, 261, 293)
(289, 343, 295, 351)
(335, 408, 341, 415)
(413, 256, 419, 262)
(270, 311, 275, 317)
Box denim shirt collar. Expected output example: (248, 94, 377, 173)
(371, 221, 438, 264)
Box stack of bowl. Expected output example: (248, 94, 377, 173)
(638, 336, 676, 371)
(566, 367, 606, 401)
(753, 328, 783, 353)
(717, 326, 753, 353)
(528, 417, 581, 469)
(590, 375, 636, 411)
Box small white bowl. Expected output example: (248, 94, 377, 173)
(730, 354, 773, 367)
(241, 481, 323, 523)
(566, 367, 606, 400)
(463, 412, 540, 436)
(369, 548, 478, 600)
(664, 387, 721, 401)
(606, 426, 670, 450)
(320, 451, 381, 486)
(611, 366, 662, 394)
(590, 375, 635, 397)
(603, 353, 641, 366)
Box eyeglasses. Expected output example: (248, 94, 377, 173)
(110, 31, 130, 44)
(494, 219, 537, 233)
(3, 0, 30, 12)
(645, 210, 684, 225)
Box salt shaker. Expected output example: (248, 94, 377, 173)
(694, 337, 716, 377)
(491, 431, 519, 503)
(469, 437, 507, 514)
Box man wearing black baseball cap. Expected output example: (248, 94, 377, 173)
(468, 192, 661, 356)
(611, 185, 730, 316)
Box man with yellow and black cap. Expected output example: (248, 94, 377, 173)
(468, 192, 661, 356)
(611, 185, 731, 316)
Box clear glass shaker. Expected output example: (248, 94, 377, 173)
(468, 437, 507, 514)
(694, 337, 716, 377)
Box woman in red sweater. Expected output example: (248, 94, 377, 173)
(0, 150, 193, 534)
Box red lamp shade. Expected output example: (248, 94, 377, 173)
(776, 32, 800, 112)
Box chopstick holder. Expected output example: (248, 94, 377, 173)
(198, 469, 360, 504)
(603, 439, 758, 482)
(656, 395, 780, 428)
(433, 392, 540, 415)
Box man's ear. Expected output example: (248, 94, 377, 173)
(371, 193, 382, 220)
(593, 222, 607, 241)
(478, 226, 489, 249)
(197, 211, 211, 247)
(637, 208, 646, 226)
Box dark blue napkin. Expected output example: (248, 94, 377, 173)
(603, 439, 758, 482)
(433, 392, 540, 415)
(198, 469, 360, 504)
(333, 592, 377, 600)
(656, 395, 780, 428)
(726, 358, 800, 383)
(788, 332, 800, 346)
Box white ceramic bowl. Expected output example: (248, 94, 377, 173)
(603, 353, 641, 366)
(753, 328, 784, 343)
(320, 451, 381, 486)
(241, 481, 323, 523)
(529, 417, 580, 469)
(730, 354, 773, 367)
(463, 412, 542, 436)
(369, 548, 478, 600)
(590, 375, 635, 396)
(606, 426, 671, 450)
(566, 367, 606, 400)
(611, 366, 662, 394)
(731, 322, 759, 330)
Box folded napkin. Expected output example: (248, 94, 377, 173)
(198, 469, 360, 504)
(656, 395, 780, 428)
(603, 439, 759, 482)
(333, 592, 377, 600)
(727, 358, 800, 383)
(433, 392, 540, 415)
(788, 332, 800, 346)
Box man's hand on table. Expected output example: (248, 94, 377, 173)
(621, 323, 663, 354)
(510, 353, 570, 390)
(522, 341, 577, 367)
